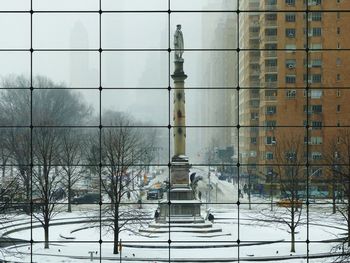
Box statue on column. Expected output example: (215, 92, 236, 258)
(174, 24, 184, 61)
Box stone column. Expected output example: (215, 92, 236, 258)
(171, 60, 187, 157)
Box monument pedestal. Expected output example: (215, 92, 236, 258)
(158, 155, 203, 223)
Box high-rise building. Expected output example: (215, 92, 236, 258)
(239, 0, 261, 180)
(199, 1, 237, 163)
(240, 0, 350, 190)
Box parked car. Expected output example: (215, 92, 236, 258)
(276, 199, 302, 208)
(147, 189, 163, 200)
(72, 193, 100, 204)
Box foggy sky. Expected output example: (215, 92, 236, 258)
(0, 0, 237, 160)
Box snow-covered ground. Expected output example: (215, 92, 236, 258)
(0, 169, 347, 262)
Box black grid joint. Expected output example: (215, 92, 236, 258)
(167, 124, 172, 129)
(236, 201, 240, 206)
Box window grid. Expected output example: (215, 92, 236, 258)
(0, 1, 349, 263)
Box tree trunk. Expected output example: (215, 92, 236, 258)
(291, 228, 295, 253)
(44, 224, 49, 249)
(113, 204, 119, 254)
(332, 177, 336, 214)
(67, 171, 72, 213)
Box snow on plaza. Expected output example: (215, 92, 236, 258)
(0, 168, 347, 263)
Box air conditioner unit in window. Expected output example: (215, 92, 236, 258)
(288, 33, 295, 38)
(272, 140, 276, 144)
(288, 64, 295, 69)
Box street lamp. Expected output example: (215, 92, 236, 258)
(268, 171, 274, 211)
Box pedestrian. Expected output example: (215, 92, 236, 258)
(154, 209, 160, 222)
(137, 199, 142, 209)
(208, 213, 214, 223)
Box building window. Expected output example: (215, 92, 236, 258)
(337, 74, 341, 81)
(265, 120, 277, 130)
(266, 106, 277, 114)
(285, 13, 296, 22)
(310, 12, 322, 21)
(309, 43, 322, 50)
(266, 152, 274, 160)
(286, 0, 296, 5)
(251, 137, 257, 144)
(266, 136, 276, 145)
(310, 90, 323, 99)
(304, 105, 322, 114)
(311, 152, 322, 160)
(337, 27, 340, 34)
(304, 90, 323, 98)
(286, 44, 296, 52)
(266, 28, 277, 36)
(311, 121, 323, 129)
(310, 137, 323, 145)
(308, 27, 322, 37)
(286, 75, 296, 83)
(310, 59, 322, 68)
(286, 89, 297, 98)
(312, 74, 322, 83)
(307, 0, 322, 5)
(286, 59, 296, 68)
(266, 59, 277, 67)
(337, 89, 341, 97)
(286, 28, 296, 38)
(337, 105, 341, 112)
(265, 74, 278, 82)
(251, 112, 259, 120)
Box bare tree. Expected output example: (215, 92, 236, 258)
(0, 76, 31, 207)
(0, 75, 90, 248)
(328, 129, 350, 252)
(98, 111, 155, 254)
(59, 129, 88, 213)
(257, 133, 306, 253)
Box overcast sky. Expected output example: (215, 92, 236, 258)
(0, 0, 236, 159)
